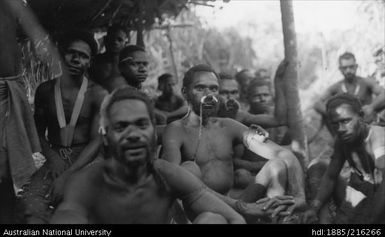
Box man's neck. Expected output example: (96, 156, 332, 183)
(344, 76, 357, 84)
(111, 159, 151, 187)
(127, 80, 141, 90)
(185, 106, 212, 126)
(61, 74, 84, 89)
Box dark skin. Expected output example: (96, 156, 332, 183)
(90, 29, 128, 88)
(314, 58, 385, 122)
(303, 104, 385, 223)
(34, 40, 107, 200)
(162, 71, 305, 220)
(51, 99, 245, 224)
(155, 75, 188, 122)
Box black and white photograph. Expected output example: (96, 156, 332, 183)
(0, 0, 384, 229)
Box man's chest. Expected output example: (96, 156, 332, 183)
(91, 183, 173, 224)
(181, 126, 234, 163)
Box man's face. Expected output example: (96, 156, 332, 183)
(248, 85, 273, 113)
(329, 104, 362, 144)
(219, 79, 239, 102)
(238, 70, 254, 89)
(185, 71, 220, 117)
(120, 51, 149, 85)
(64, 40, 91, 79)
(106, 99, 155, 167)
(159, 76, 175, 96)
(105, 30, 128, 54)
(339, 58, 358, 81)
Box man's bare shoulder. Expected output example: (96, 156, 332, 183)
(370, 125, 385, 142)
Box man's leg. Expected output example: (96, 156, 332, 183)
(192, 212, 228, 224)
(240, 158, 288, 203)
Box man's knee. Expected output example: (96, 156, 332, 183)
(193, 212, 228, 224)
(234, 169, 253, 189)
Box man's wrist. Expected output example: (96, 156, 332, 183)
(234, 200, 247, 215)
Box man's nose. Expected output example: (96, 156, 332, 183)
(337, 124, 346, 133)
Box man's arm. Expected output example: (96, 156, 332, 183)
(50, 172, 90, 224)
(311, 146, 346, 213)
(154, 159, 245, 224)
(161, 122, 183, 164)
(363, 79, 385, 117)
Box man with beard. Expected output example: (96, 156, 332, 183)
(155, 73, 189, 123)
(303, 94, 385, 224)
(90, 25, 129, 91)
(314, 52, 385, 132)
(51, 87, 245, 224)
(22, 31, 107, 223)
(161, 64, 305, 222)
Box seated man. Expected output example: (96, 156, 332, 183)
(51, 87, 245, 224)
(22, 30, 107, 223)
(217, 64, 290, 191)
(155, 73, 188, 123)
(161, 64, 305, 223)
(314, 52, 385, 135)
(304, 93, 385, 224)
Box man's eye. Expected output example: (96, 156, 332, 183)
(137, 121, 149, 129)
(342, 120, 351, 124)
(113, 125, 125, 132)
(196, 86, 204, 91)
(210, 87, 218, 92)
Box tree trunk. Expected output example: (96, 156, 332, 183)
(280, 0, 309, 171)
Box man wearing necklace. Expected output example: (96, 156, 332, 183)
(51, 87, 245, 224)
(161, 64, 306, 222)
(314, 52, 385, 133)
(304, 94, 385, 224)
(22, 30, 107, 223)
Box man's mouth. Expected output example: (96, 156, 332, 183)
(137, 75, 147, 81)
(67, 66, 81, 74)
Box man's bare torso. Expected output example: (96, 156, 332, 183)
(175, 117, 237, 194)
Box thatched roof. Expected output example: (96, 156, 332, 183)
(27, 0, 219, 33)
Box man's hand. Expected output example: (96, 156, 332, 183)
(225, 98, 240, 118)
(47, 171, 71, 206)
(256, 195, 295, 218)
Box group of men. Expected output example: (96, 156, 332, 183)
(0, 2, 384, 224)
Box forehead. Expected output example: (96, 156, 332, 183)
(66, 40, 91, 56)
(220, 79, 238, 90)
(340, 58, 356, 66)
(329, 104, 357, 120)
(191, 72, 218, 87)
(109, 99, 150, 122)
(130, 51, 148, 61)
(110, 30, 127, 39)
(250, 85, 271, 95)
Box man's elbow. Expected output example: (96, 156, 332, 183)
(50, 209, 88, 224)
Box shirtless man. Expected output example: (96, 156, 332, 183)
(23, 30, 107, 223)
(303, 94, 385, 224)
(51, 87, 245, 224)
(161, 64, 305, 222)
(235, 69, 254, 108)
(90, 25, 129, 90)
(314, 52, 385, 132)
(155, 73, 188, 123)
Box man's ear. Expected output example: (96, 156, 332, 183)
(181, 87, 188, 100)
